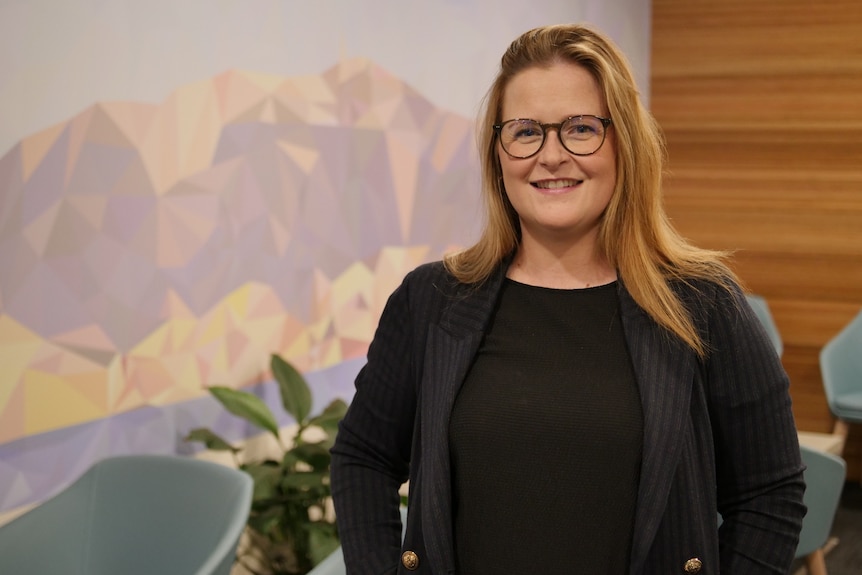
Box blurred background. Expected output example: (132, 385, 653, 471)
(0, 0, 649, 517)
(0, 0, 860, 551)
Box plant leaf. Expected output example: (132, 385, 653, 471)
(271, 354, 312, 424)
(281, 470, 327, 491)
(308, 398, 348, 450)
(183, 428, 240, 453)
(281, 449, 300, 471)
(209, 386, 280, 439)
(307, 521, 340, 565)
(242, 462, 283, 502)
(307, 398, 348, 433)
(291, 442, 331, 471)
(247, 505, 284, 538)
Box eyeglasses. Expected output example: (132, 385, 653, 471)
(494, 115, 612, 158)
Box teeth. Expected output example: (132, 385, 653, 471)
(534, 179, 579, 189)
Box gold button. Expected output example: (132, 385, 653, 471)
(402, 550, 419, 570)
(684, 557, 702, 573)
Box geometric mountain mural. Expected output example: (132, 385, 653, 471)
(0, 58, 481, 445)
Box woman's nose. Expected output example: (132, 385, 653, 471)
(537, 128, 569, 166)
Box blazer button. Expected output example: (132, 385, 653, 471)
(402, 550, 419, 570)
(684, 557, 702, 573)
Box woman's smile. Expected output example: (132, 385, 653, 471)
(531, 178, 583, 192)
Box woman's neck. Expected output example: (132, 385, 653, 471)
(507, 239, 617, 289)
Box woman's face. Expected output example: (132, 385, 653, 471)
(498, 61, 616, 247)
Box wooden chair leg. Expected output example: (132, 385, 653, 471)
(831, 419, 848, 456)
(805, 549, 828, 575)
(832, 419, 862, 485)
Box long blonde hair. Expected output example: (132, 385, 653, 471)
(444, 23, 736, 356)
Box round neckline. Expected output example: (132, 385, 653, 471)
(504, 277, 618, 292)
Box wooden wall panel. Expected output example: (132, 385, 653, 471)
(651, 0, 862, 479)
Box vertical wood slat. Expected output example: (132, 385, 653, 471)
(651, 0, 862, 479)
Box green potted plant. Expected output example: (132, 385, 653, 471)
(185, 353, 348, 575)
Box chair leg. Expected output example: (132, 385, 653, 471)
(805, 549, 828, 575)
(831, 420, 849, 456)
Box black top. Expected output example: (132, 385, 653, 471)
(449, 279, 643, 574)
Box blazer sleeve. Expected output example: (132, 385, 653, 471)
(330, 269, 421, 574)
(704, 283, 806, 573)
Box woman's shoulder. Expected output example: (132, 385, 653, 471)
(400, 258, 504, 309)
(401, 260, 454, 291)
(671, 269, 744, 305)
(405, 259, 449, 280)
(396, 259, 464, 301)
(667, 273, 747, 333)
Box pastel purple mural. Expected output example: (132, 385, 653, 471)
(0, 59, 481, 445)
(0, 0, 651, 520)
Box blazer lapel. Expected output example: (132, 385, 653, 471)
(418, 263, 507, 573)
(618, 284, 698, 574)
(414, 270, 696, 573)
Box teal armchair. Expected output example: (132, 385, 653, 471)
(0, 454, 252, 575)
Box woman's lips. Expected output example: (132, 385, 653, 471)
(531, 178, 582, 191)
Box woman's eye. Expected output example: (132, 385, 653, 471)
(513, 124, 542, 139)
(568, 123, 597, 135)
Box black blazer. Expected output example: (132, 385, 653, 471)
(331, 260, 805, 575)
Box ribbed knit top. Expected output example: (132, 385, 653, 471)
(449, 278, 643, 574)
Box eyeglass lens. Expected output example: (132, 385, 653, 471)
(498, 115, 608, 158)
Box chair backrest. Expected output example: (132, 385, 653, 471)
(819, 309, 862, 420)
(795, 445, 847, 559)
(0, 454, 253, 575)
(745, 293, 784, 357)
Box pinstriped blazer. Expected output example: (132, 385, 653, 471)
(330, 259, 806, 575)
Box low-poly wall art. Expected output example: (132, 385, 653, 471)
(0, 0, 650, 515)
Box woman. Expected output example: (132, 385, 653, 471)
(331, 24, 805, 574)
